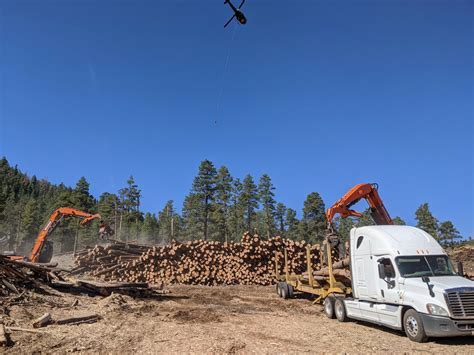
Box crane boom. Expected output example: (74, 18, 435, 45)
(326, 183, 392, 226)
(28, 207, 109, 263)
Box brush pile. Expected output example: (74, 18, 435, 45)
(74, 233, 336, 286)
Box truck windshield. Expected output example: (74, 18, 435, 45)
(395, 255, 457, 278)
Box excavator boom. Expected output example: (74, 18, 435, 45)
(28, 207, 112, 263)
(326, 183, 392, 226)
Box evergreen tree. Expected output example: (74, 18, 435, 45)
(182, 193, 203, 240)
(141, 212, 159, 243)
(214, 166, 233, 242)
(158, 200, 178, 243)
(285, 208, 299, 240)
(415, 203, 439, 239)
(229, 178, 245, 241)
(118, 176, 143, 240)
(258, 174, 276, 239)
(240, 175, 259, 233)
(358, 209, 375, 227)
(275, 203, 287, 235)
(98, 192, 119, 228)
(301, 192, 327, 243)
(72, 177, 95, 211)
(335, 217, 355, 240)
(190, 160, 217, 240)
(439, 221, 461, 246)
(72, 177, 97, 248)
(392, 216, 406, 225)
(19, 199, 39, 249)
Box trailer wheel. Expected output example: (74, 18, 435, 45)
(287, 283, 294, 298)
(334, 298, 348, 322)
(403, 309, 428, 343)
(280, 283, 289, 299)
(323, 296, 335, 319)
(276, 282, 282, 297)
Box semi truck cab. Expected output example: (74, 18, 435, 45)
(341, 225, 474, 342)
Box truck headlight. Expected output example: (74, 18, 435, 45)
(426, 303, 449, 316)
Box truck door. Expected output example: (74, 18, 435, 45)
(376, 257, 399, 304)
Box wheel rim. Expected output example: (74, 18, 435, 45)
(406, 316, 419, 337)
(335, 301, 343, 318)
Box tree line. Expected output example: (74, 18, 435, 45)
(0, 157, 466, 254)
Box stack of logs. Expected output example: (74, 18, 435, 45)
(74, 232, 346, 286)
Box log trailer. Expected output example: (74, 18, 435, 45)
(275, 183, 474, 342)
(5, 207, 113, 263)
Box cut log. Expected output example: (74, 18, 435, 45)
(55, 313, 101, 326)
(32, 313, 52, 328)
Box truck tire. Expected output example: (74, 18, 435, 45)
(280, 283, 289, 299)
(276, 282, 282, 297)
(403, 309, 428, 343)
(324, 296, 336, 319)
(287, 283, 294, 298)
(334, 298, 348, 322)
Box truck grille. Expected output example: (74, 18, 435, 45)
(446, 288, 474, 319)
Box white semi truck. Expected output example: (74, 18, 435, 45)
(276, 225, 474, 342)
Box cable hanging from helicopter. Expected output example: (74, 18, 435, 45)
(224, 0, 247, 28)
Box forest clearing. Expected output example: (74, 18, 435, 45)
(1, 280, 473, 353)
(2, 0, 472, 353)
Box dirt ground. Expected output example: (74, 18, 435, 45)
(2, 284, 473, 354)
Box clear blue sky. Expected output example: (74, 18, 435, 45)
(0, 0, 472, 237)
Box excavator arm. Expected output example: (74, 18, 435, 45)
(326, 183, 392, 226)
(28, 207, 111, 263)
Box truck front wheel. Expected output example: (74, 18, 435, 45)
(403, 309, 428, 343)
(324, 296, 335, 319)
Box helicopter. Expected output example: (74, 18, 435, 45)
(224, 0, 247, 28)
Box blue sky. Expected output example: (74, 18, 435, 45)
(0, 0, 472, 237)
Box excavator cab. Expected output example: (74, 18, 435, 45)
(38, 241, 54, 263)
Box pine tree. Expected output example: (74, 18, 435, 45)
(19, 199, 39, 249)
(214, 166, 233, 242)
(415, 203, 439, 239)
(334, 216, 355, 240)
(438, 221, 461, 246)
(301, 192, 327, 243)
(182, 193, 203, 240)
(72, 177, 95, 211)
(285, 208, 299, 240)
(158, 201, 177, 243)
(190, 160, 217, 240)
(141, 212, 159, 243)
(392, 216, 406, 225)
(98, 193, 119, 228)
(72, 177, 97, 248)
(358, 209, 375, 227)
(240, 175, 259, 233)
(258, 174, 276, 239)
(118, 176, 143, 240)
(275, 203, 287, 235)
(229, 178, 245, 241)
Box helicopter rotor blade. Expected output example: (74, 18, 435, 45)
(224, 14, 236, 28)
(238, 0, 245, 9)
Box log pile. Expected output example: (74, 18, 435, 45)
(74, 233, 338, 286)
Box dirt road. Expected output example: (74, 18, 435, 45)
(2, 284, 472, 353)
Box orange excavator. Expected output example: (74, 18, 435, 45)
(326, 183, 393, 227)
(8, 207, 113, 263)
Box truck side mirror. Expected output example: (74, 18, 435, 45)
(378, 264, 386, 279)
(457, 262, 464, 276)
